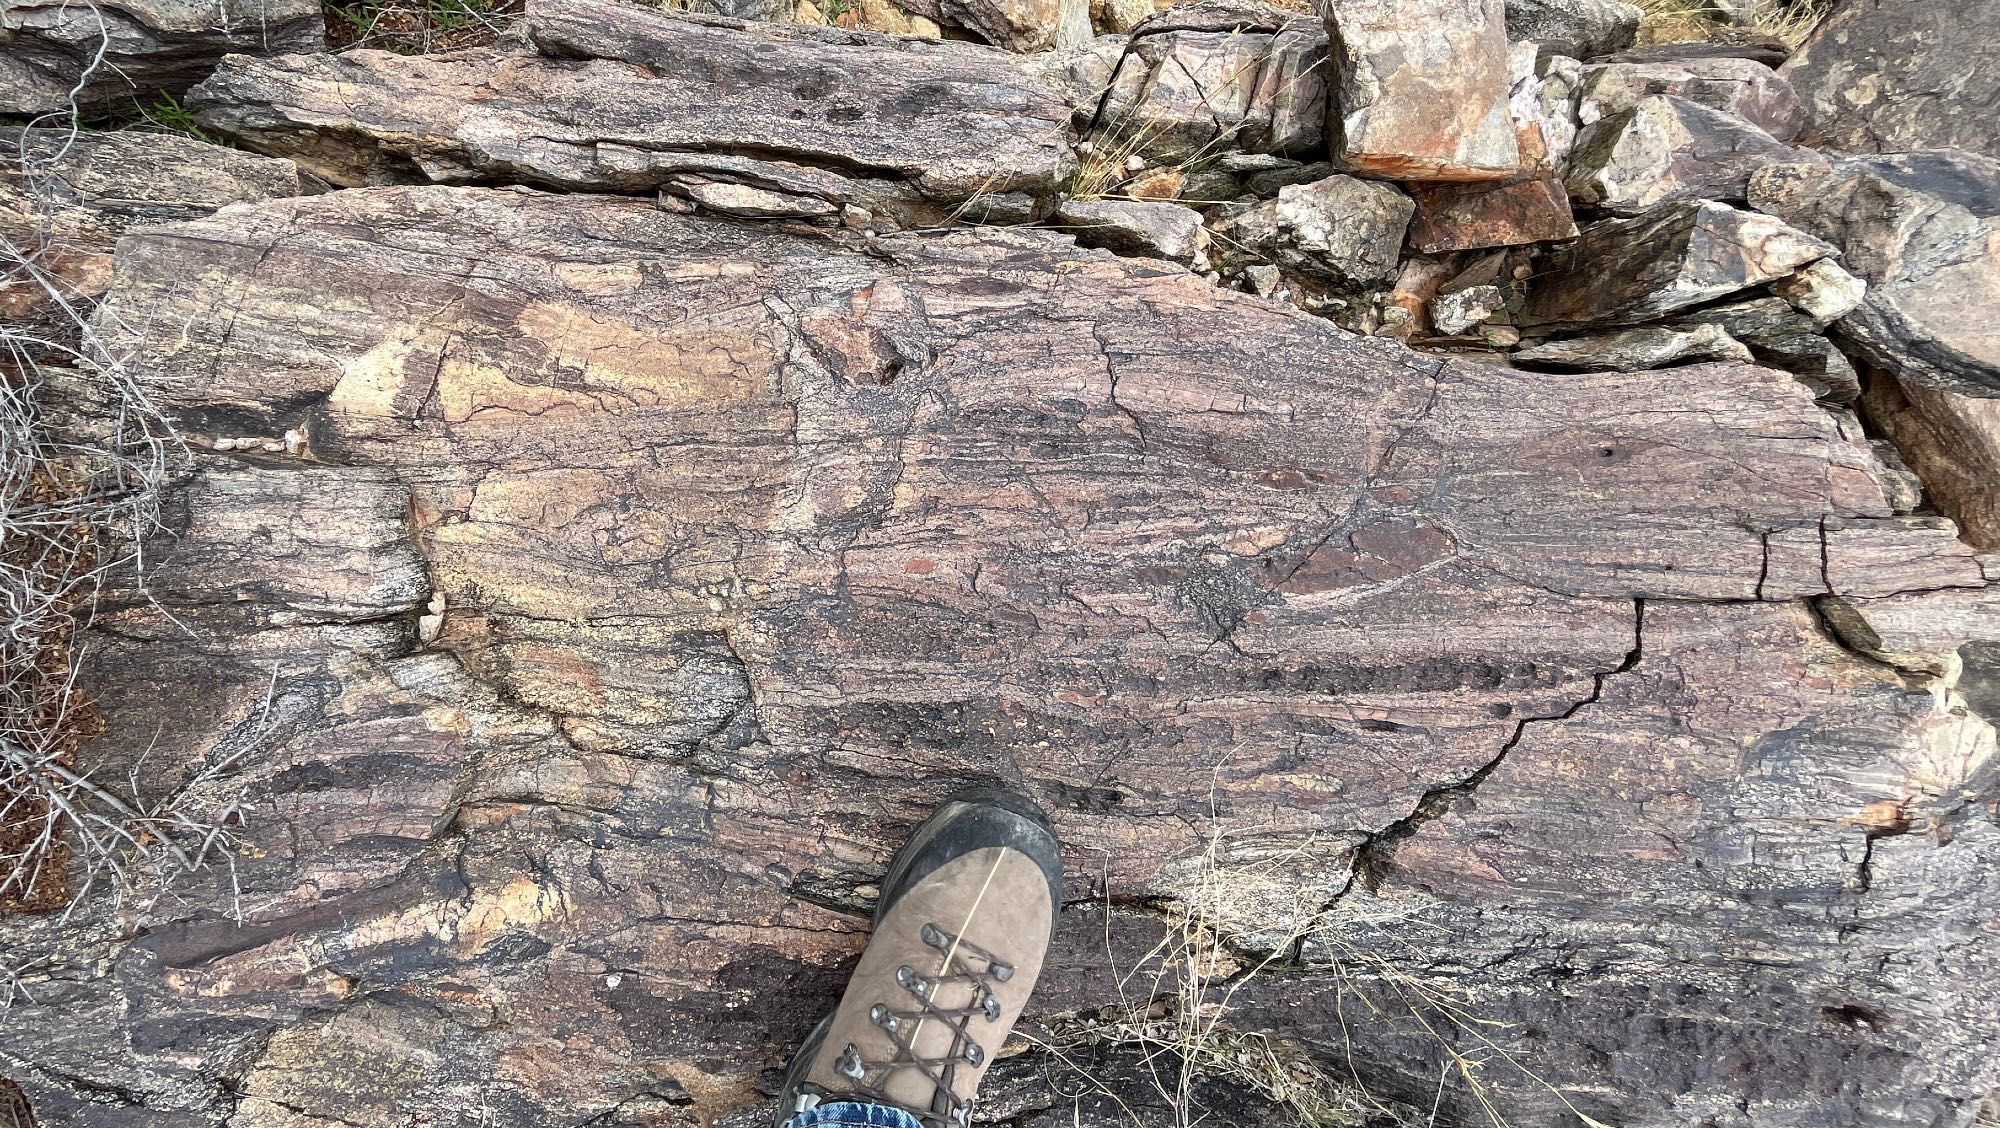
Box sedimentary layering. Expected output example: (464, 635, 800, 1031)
(0, 0, 323, 114)
(4, 0, 2000, 1125)
(0, 181, 1992, 1128)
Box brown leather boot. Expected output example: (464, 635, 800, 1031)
(774, 789, 1063, 1127)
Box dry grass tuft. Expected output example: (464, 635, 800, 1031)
(1634, 0, 1831, 48)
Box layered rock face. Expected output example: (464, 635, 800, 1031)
(0, 0, 323, 114)
(3, 0, 2000, 1125)
(1780, 0, 2000, 158)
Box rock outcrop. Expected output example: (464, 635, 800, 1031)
(5, 0, 2000, 1126)
(189, 0, 1075, 217)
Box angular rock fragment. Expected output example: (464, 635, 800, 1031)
(1212, 174, 1413, 287)
(1522, 200, 1831, 327)
(1406, 177, 1577, 253)
(1087, 3, 1328, 163)
(1514, 323, 1752, 371)
(1508, 44, 1583, 175)
(895, 0, 1091, 51)
(1750, 152, 2000, 398)
(1863, 374, 2000, 550)
(0, 0, 323, 114)
(1780, 0, 2000, 158)
(1675, 296, 1861, 402)
(1818, 585, 2000, 675)
(1564, 95, 1815, 215)
(1055, 197, 1203, 262)
(187, 0, 1073, 209)
(1599, 38, 1789, 68)
(1770, 257, 1865, 326)
(1502, 0, 1639, 60)
(1431, 285, 1506, 334)
(1322, 0, 1520, 181)
(1576, 55, 1805, 140)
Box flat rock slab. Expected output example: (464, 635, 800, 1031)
(0, 0, 323, 114)
(1564, 93, 1813, 215)
(1577, 55, 1805, 140)
(187, 0, 1074, 208)
(4, 186, 1996, 1128)
(1780, 0, 2000, 158)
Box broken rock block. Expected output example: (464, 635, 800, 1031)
(1508, 44, 1583, 175)
(1576, 55, 1806, 140)
(1818, 582, 2000, 676)
(1089, 1, 1328, 162)
(1862, 374, 2000, 551)
(1054, 197, 1203, 263)
(1522, 200, 1831, 328)
(1502, 0, 1639, 61)
(1514, 324, 1753, 371)
(1322, 0, 1520, 181)
(1674, 296, 1862, 403)
(1564, 94, 1815, 215)
(0, 0, 323, 114)
(1211, 174, 1413, 288)
(1406, 177, 1577, 253)
(188, 0, 1073, 210)
(896, 0, 1090, 52)
(1770, 257, 1866, 326)
(1749, 152, 2000, 398)
(1780, 0, 2000, 158)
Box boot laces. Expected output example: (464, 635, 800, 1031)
(833, 922, 1014, 1127)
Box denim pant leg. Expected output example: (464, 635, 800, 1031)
(784, 1100, 927, 1128)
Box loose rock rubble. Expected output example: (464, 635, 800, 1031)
(3, 0, 1999, 1125)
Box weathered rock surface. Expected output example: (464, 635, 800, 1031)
(4, 182, 1996, 1128)
(0, 0, 323, 114)
(1514, 323, 1754, 371)
(1322, 0, 1521, 181)
(1779, 0, 2000, 158)
(1675, 296, 1863, 402)
(895, 0, 1090, 52)
(1212, 173, 1414, 287)
(1523, 200, 1832, 327)
(1750, 152, 2000, 398)
(1862, 373, 2000, 551)
(1502, 0, 1639, 61)
(0, 127, 300, 321)
(1054, 196, 1203, 262)
(1406, 177, 1577, 253)
(1083, 1, 1328, 162)
(1564, 94, 1814, 215)
(1508, 44, 1582, 175)
(187, 0, 1074, 214)
(1576, 55, 1806, 140)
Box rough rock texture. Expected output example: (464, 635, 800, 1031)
(1750, 152, 2000, 398)
(187, 0, 1074, 215)
(1779, 0, 2000, 158)
(0, 128, 300, 320)
(1514, 323, 1754, 371)
(0, 0, 323, 114)
(1212, 174, 1414, 287)
(1054, 197, 1203, 262)
(1508, 44, 1582, 175)
(1322, 0, 1521, 181)
(3, 182, 1996, 1128)
(897, 0, 1091, 52)
(1674, 296, 1863, 403)
(1564, 94, 1814, 215)
(1502, 0, 1638, 60)
(1523, 200, 1832, 328)
(1862, 373, 2000, 552)
(1082, 0, 1328, 162)
(1406, 177, 1577, 253)
(1576, 55, 1806, 140)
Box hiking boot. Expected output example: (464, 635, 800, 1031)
(774, 789, 1063, 1127)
